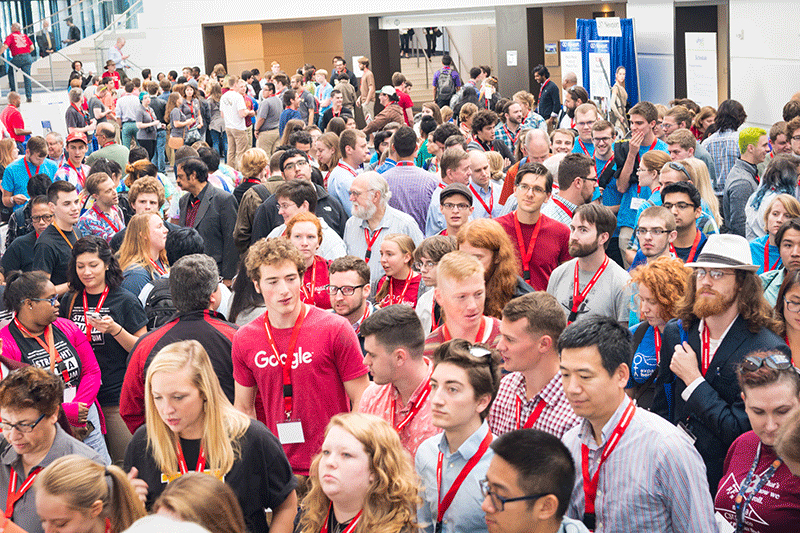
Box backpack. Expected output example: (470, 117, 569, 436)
(143, 277, 177, 330)
(437, 68, 455, 102)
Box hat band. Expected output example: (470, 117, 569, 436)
(692, 252, 751, 269)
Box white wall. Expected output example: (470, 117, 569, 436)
(626, 0, 675, 106)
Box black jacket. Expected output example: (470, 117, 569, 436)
(251, 183, 348, 242)
(653, 316, 786, 490)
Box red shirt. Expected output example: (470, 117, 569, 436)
(377, 273, 421, 308)
(397, 89, 413, 126)
(495, 212, 571, 291)
(0, 104, 24, 142)
(103, 69, 121, 90)
(300, 256, 331, 309)
(424, 316, 501, 359)
(3, 31, 32, 56)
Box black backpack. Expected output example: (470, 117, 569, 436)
(144, 278, 177, 330)
(437, 68, 455, 102)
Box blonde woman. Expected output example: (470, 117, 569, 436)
(297, 413, 418, 533)
(154, 473, 246, 533)
(125, 340, 298, 533)
(316, 132, 341, 188)
(118, 212, 169, 298)
(35, 456, 145, 533)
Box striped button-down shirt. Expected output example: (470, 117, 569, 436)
(562, 398, 717, 532)
(541, 193, 577, 226)
(702, 129, 740, 194)
(489, 371, 579, 438)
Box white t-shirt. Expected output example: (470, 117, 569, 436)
(220, 90, 246, 130)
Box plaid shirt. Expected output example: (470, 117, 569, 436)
(541, 193, 577, 226)
(701, 129, 740, 194)
(523, 110, 547, 131)
(488, 371, 579, 438)
(494, 123, 522, 154)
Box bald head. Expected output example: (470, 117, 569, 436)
(562, 72, 577, 89)
(469, 150, 491, 188)
(524, 129, 551, 163)
(7, 92, 20, 106)
(10, 23, 20, 32)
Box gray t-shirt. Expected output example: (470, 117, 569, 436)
(87, 96, 107, 123)
(546, 257, 632, 325)
(257, 94, 282, 131)
(135, 105, 158, 140)
(170, 107, 187, 138)
(297, 90, 315, 122)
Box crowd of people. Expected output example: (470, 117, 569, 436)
(0, 45, 799, 533)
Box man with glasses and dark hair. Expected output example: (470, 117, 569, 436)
(481, 429, 589, 533)
(660, 181, 706, 263)
(2, 195, 52, 273)
(438, 183, 474, 237)
(416, 338, 500, 533)
(358, 305, 439, 455)
(327, 255, 374, 351)
(559, 315, 716, 531)
(654, 234, 786, 491)
(627, 205, 677, 269)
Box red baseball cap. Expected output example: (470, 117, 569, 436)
(66, 132, 88, 145)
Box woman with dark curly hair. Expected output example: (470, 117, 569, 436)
(60, 236, 148, 462)
(628, 257, 691, 408)
(297, 413, 419, 533)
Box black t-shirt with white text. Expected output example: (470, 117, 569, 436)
(60, 287, 147, 406)
(33, 224, 81, 286)
(9, 321, 82, 389)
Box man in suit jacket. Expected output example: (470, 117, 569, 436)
(653, 234, 786, 491)
(35, 20, 56, 57)
(176, 157, 239, 283)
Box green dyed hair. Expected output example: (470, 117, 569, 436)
(739, 127, 767, 154)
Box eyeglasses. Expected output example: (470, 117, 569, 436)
(30, 295, 59, 306)
(442, 202, 470, 211)
(694, 268, 735, 280)
(784, 299, 800, 313)
(662, 202, 694, 211)
(516, 183, 547, 195)
(582, 176, 599, 183)
(635, 227, 670, 236)
(575, 121, 594, 128)
(31, 214, 53, 223)
(480, 479, 550, 512)
(0, 413, 45, 434)
(792, 135, 800, 142)
(277, 202, 297, 211)
(326, 284, 367, 296)
(741, 353, 795, 372)
(414, 261, 437, 271)
(592, 136, 613, 144)
(283, 159, 309, 171)
(348, 189, 374, 198)
(667, 161, 692, 181)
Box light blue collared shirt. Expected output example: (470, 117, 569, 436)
(415, 420, 494, 533)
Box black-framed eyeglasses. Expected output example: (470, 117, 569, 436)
(0, 413, 46, 434)
(326, 284, 366, 296)
(31, 214, 53, 223)
(480, 479, 550, 512)
(667, 161, 692, 181)
(742, 353, 795, 372)
(30, 295, 59, 306)
(635, 227, 669, 236)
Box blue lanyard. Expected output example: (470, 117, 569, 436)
(734, 441, 781, 533)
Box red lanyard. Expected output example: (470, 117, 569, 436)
(437, 431, 493, 523)
(654, 327, 661, 365)
(382, 269, 414, 307)
(354, 305, 371, 336)
(438, 182, 446, 189)
(537, 79, 550, 104)
(396, 161, 413, 167)
(13, 319, 69, 384)
(552, 198, 573, 219)
(513, 212, 543, 282)
(469, 184, 493, 216)
(83, 286, 110, 342)
(320, 504, 361, 533)
(670, 230, 701, 263)
(764, 241, 781, 272)
(5, 467, 42, 519)
(392, 368, 432, 431)
(443, 317, 487, 343)
(149, 258, 167, 276)
(581, 400, 636, 521)
(338, 162, 358, 177)
(577, 139, 592, 156)
(363, 228, 382, 261)
(24, 159, 41, 180)
(635, 138, 659, 165)
(571, 257, 610, 320)
(503, 125, 519, 146)
(187, 101, 195, 119)
(700, 323, 713, 376)
(71, 102, 89, 122)
(301, 258, 318, 304)
(92, 205, 120, 232)
(515, 397, 546, 430)
(245, 177, 261, 185)
(146, 107, 154, 122)
(68, 160, 86, 188)
(595, 154, 614, 178)
(175, 437, 206, 474)
(263, 305, 307, 419)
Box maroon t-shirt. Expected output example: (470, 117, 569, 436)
(715, 431, 800, 532)
(495, 211, 571, 291)
(301, 256, 331, 309)
(397, 89, 413, 126)
(377, 272, 421, 308)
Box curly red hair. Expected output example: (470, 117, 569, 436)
(629, 257, 691, 322)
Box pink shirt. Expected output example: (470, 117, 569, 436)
(232, 305, 369, 475)
(358, 357, 440, 456)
